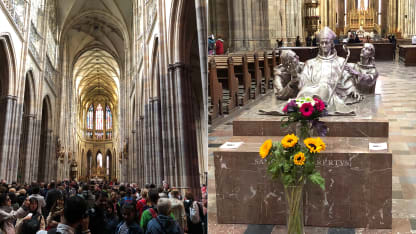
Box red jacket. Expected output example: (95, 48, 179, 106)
(216, 39, 224, 55)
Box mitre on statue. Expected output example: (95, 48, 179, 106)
(318, 26, 336, 40)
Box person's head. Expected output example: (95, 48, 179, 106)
(216, 34, 222, 39)
(162, 180, 169, 190)
(29, 197, 38, 212)
(318, 27, 336, 56)
(280, 50, 299, 68)
(121, 203, 136, 223)
(63, 196, 88, 226)
(53, 192, 64, 209)
(148, 188, 160, 205)
(49, 182, 56, 189)
(106, 201, 115, 215)
(157, 198, 171, 216)
(185, 191, 194, 201)
(32, 185, 40, 195)
(95, 191, 108, 208)
(361, 43, 375, 62)
(140, 188, 148, 200)
(0, 193, 11, 206)
(170, 189, 180, 199)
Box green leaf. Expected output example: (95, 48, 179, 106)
(309, 172, 325, 190)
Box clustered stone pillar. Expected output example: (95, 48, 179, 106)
(228, 0, 270, 51)
(0, 95, 20, 182)
(268, 0, 304, 47)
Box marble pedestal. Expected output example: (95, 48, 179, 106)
(214, 136, 392, 228)
(213, 95, 392, 228)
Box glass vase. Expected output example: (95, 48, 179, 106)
(284, 184, 305, 234)
(295, 121, 311, 142)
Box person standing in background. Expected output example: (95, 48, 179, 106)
(215, 35, 224, 55)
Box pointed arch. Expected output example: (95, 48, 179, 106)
(38, 95, 53, 182)
(0, 33, 17, 96)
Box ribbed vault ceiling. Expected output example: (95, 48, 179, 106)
(74, 48, 119, 109)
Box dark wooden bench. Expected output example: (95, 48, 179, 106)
(231, 55, 252, 106)
(208, 57, 224, 123)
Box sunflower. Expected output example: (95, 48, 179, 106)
(293, 152, 306, 166)
(304, 138, 324, 153)
(315, 137, 326, 151)
(259, 139, 273, 158)
(281, 134, 298, 148)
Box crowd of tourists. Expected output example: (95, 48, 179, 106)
(0, 179, 207, 234)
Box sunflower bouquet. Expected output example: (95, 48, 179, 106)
(282, 97, 328, 139)
(259, 134, 325, 189)
(259, 134, 326, 234)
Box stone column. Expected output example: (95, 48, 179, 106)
(172, 63, 187, 189)
(0, 96, 18, 182)
(22, 114, 35, 182)
(194, 0, 208, 175)
(167, 65, 178, 187)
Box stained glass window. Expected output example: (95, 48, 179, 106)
(87, 105, 93, 129)
(96, 104, 103, 130)
(106, 155, 110, 176)
(106, 105, 112, 129)
(97, 153, 103, 167)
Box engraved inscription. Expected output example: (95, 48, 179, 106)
(316, 159, 351, 168)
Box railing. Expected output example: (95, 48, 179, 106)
(1, 0, 25, 33)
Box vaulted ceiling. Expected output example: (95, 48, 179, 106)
(57, 0, 133, 116)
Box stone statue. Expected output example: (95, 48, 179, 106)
(296, 26, 362, 114)
(273, 50, 304, 100)
(56, 138, 65, 159)
(345, 43, 378, 94)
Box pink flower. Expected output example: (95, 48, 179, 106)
(313, 98, 325, 112)
(283, 104, 288, 113)
(300, 102, 314, 117)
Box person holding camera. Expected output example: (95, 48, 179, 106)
(36, 196, 91, 234)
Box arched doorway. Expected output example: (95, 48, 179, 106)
(17, 72, 34, 183)
(38, 96, 52, 182)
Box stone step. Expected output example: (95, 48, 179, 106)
(213, 136, 392, 228)
(233, 116, 389, 138)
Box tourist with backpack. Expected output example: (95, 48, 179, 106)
(136, 189, 148, 222)
(116, 203, 143, 234)
(146, 198, 183, 234)
(16, 198, 45, 234)
(183, 192, 203, 234)
(169, 189, 187, 233)
(140, 189, 159, 231)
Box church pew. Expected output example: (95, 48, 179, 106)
(245, 52, 263, 99)
(230, 54, 252, 106)
(265, 50, 278, 89)
(399, 45, 416, 66)
(209, 55, 239, 114)
(208, 57, 224, 123)
(262, 51, 271, 91)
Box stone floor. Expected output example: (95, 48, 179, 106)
(208, 60, 416, 234)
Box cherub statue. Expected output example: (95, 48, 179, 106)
(345, 43, 378, 94)
(273, 50, 304, 100)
